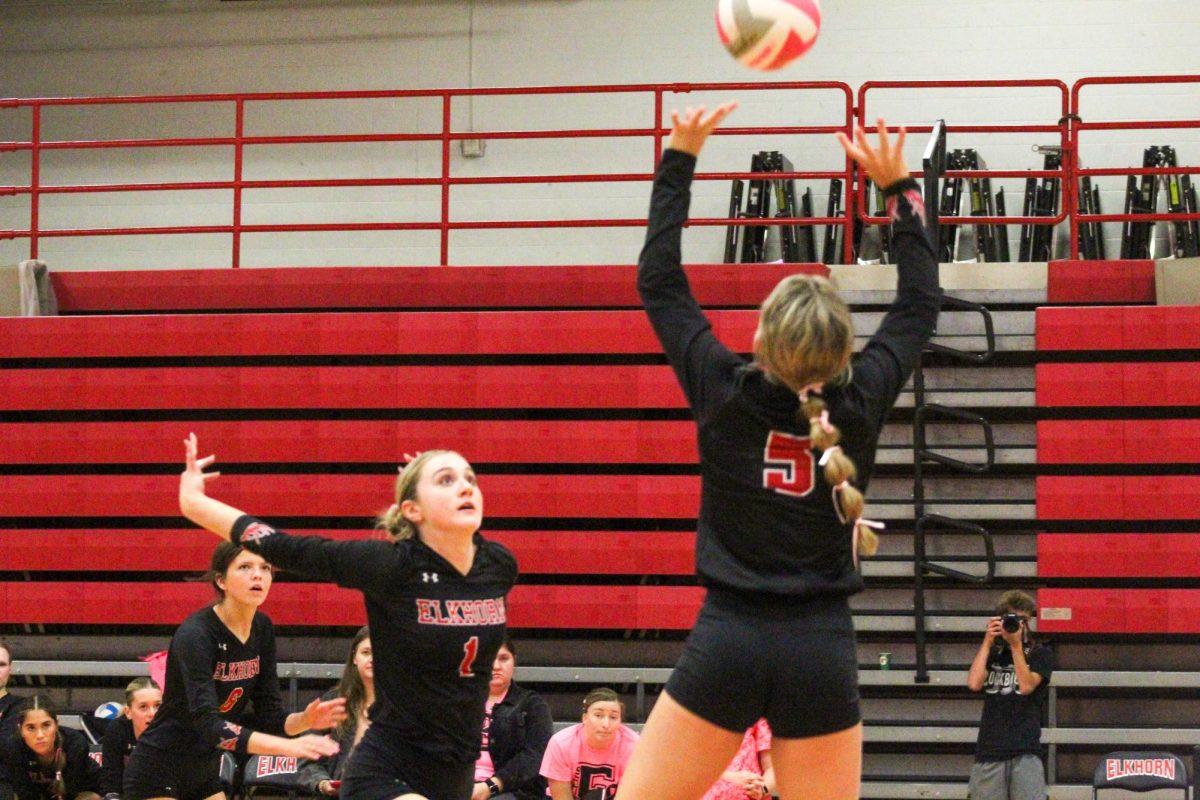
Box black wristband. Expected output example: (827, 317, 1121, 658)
(880, 177, 921, 197)
(485, 778, 501, 797)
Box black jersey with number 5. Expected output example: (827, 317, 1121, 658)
(230, 516, 518, 765)
(637, 149, 940, 599)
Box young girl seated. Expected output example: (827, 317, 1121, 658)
(99, 677, 163, 798)
(0, 695, 102, 800)
(540, 689, 639, 800)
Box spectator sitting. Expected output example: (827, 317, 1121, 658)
(703, 719, 775, 800)
(298, 626, 374, 797)
(0, 640, 24, 737)
(0, 695, 101, 800)
(471, 636, 553, 800)
(99, 677, 163, 798)
(541, 688, 639, 800)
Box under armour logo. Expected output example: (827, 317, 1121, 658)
(422, 572, 438, 583)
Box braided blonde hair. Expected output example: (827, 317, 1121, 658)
(756, 275, 878, 558)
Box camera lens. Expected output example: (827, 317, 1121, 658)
(1001, 614, 1022, 633)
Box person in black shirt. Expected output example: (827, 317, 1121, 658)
(179, 436, 518, 800)
(615, 106, 940, 800)
(99, 677, 162, 798)
(0, 641, 25, 739)
(967, 590, 1053, 800)
(123, 542, 344, 800)
(471, 637, 553, 800)
(0, 695, 101, 800)
(298, 626, 375, 796)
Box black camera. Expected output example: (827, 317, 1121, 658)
(1001, 613, 1023, 633)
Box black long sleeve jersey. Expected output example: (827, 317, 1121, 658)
(231, 516, 518, 765)
(637, 149, 940, 599)
(99, 716, 135, 795)
(137, 606, 289, 757)
(0, 727, 101, 800)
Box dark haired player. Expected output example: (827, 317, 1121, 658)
(124, 543, 343, 800)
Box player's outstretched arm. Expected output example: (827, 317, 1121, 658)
(179, 431, 245, 540)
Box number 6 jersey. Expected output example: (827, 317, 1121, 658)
(230, 516, 518, 764)
(637, 149, 940, 600)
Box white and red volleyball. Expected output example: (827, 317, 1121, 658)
(716, 0, 821, 72)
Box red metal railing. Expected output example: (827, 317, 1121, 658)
(0, 82, 855, 267)
(1070, 74, 1200, 259)
(3, 76, 1198, 267)
(856, 79, 1072, 227)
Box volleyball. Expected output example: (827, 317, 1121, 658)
(94, 701, 124, 719)
(716, 0, 821, 71)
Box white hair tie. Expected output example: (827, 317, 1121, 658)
(819, 446, 842, 467)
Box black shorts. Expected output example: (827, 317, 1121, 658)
(123, 742, 225, 800)
(340, 725, 474, 800)
(665, 588, 861, 739)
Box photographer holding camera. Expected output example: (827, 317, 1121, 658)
(966, 590, 1053, 800)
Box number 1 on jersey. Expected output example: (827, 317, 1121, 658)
(763, 430, 815, 497)
(458, 635, 480, 677)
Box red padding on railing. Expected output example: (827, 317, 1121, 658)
(1036, 588, 1200, 634)
(1037, 476, 1200, 519)
(0, 365, 687, 410)
(1036, 362, 1200, 407)
(51, 264, 825, 314)
(0, 420, 699, 465)
(0, 474, 701, 518)
(0, 582, 703, 629)
(1036, 305, 1200, 351)
(0, 310, 758, 358)
(1037, 420, 1200, 464)
(0, 529, 696, 575)
(1037, 533, 1200, 577)
(1045, 260, 1155, 304)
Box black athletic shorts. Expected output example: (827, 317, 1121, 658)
(665, 587, 861, 739)
(123, 742, 224, 800)
(340, 724, 474, 800)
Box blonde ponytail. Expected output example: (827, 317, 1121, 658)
(799, 396, 879, 559)
(375, 449, 453, 541)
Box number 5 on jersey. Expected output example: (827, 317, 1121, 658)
(763, 430, 815, 497)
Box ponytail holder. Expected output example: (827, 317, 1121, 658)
(851, 518, 886, 566)
(833, 479, 850, 492)
(797, 382, 824, 404)
(819, 445, 842, 467)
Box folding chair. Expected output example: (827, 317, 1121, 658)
(1094, 751, 1189, 800)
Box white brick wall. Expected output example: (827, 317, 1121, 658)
(1, 0, 1198, 269)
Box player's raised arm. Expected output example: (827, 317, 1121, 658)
(179, 432, 245, 540)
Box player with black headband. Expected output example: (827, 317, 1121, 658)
(178, 436, 518, 800)
(615, 105, 941, 800)
(123, 541, 344, 800)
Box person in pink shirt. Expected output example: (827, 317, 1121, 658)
(703, 720, 775, 800)
(540, 689, 639, 800)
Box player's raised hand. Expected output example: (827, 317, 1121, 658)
(837, 117, 909, 190)
(181, 432, 220, 503)
(668, 101, 738, 157)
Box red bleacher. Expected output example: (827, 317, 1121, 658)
(3, 265, 826, 632)
(1035, 303, 1200, 635)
